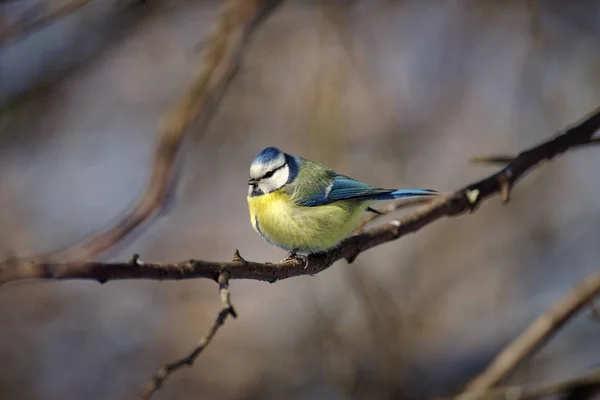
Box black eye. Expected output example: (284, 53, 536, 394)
(264, 170, 275, 178)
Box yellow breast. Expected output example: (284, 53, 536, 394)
(247, 189, 368, 253)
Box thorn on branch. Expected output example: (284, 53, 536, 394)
(345, 251, 359, 264)
(232, 249, 246, 263)
(130, 253, 142, 265)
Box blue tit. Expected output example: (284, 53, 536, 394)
(247, 147, 438, 255)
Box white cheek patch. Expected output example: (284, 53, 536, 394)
(258, 164, 289, 194)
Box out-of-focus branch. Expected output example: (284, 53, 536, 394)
(590, 299, 600, 322)
(0, 0, 92, 46)
(139, 270, 237, 399)
(15, 0, 282, 264)
(319, 0, 367, 81)
(461, 268, 600, 393)
(448, 368, 600, 400)
(1, 108, 599, 285)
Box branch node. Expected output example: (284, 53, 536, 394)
(218, 272, 237, 318)
(227, 306, 238, 318)
(217, 271, 230, 285)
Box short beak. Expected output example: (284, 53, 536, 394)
(248, 178, 258, 185)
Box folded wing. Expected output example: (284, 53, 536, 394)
(297, 174, 437, 207)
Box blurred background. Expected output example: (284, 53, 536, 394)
(1, 0, 600, 399)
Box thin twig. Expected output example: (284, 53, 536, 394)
(353, 197, 438, 234)
(469, 155, 517, 165)
(139, 269, 237, 399)
(448, 368, 600, 400)
(1, 0, 92, 46)
(470, 137, 600, 165)
(16, 0, 282, 265)
(1, 108, 599, 285)
(463, 269, 600, 392)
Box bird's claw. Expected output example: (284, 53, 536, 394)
(279, 251, 309, 269)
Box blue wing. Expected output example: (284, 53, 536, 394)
(297, 174, 437, 207)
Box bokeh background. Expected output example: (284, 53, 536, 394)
(2, 0, 600, 399)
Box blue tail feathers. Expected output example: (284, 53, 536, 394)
(375, 188, 438, 201)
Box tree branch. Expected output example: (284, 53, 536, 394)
(462, 268, 600, 392)
(139, 269, 237, 399)
(1, 0, 93, 46)
(13, 0, 282, 265)
(449, 368, 600, 400)
(470, 137, 600, 165)
(1, 108, 599, 285)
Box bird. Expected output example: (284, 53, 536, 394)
(246, 147, 438, 259)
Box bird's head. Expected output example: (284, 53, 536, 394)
(248, 147, 298, 197)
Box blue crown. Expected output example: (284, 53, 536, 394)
(252, 147, 283, 165)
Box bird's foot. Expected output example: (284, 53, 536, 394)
(279, 251, 309, 269)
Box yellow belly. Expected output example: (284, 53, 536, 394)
(247, 189, 368, 253)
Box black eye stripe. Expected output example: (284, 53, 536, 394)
(258, 162, 287, 181)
